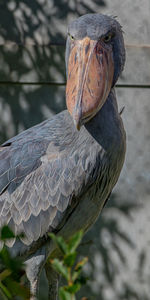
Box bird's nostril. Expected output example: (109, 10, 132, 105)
(85, 43, 90, 54)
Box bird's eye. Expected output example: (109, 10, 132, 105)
(69, 34, 74, 41)
(103, 33, 113, 43)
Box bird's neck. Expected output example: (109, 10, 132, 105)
(84, 88, 125, 152)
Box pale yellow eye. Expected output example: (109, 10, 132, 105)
(68, 33, 74, 40)
(103, 34, 112, 43)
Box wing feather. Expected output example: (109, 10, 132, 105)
(0, 112, 102, 250)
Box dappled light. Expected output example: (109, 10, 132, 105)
(0, 1, 150, 300)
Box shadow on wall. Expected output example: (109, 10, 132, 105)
(78, 195, 147, 300)
(0, 0, 106, 142)
(1, 2, 147, 300)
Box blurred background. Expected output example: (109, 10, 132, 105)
(0, 0, 150, 299)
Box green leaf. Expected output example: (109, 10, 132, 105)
(64, 252, 77, 267)
(75, 275, 88, 285)
(0, 288, 9, 300)
(51, 259, 69, 281)
(0, 282, 11, 299)
(75, 257, 88, 272)
(68, 231, 84, 253)
(72, 258, 88, 282)
(0, 247, 11, 269)
(0, 246, 24, 275)
(4, 278, 30, 299)
(59, 287, 73, 300)
(0, 269, 11, 281)
(72, 271, 79, 282)
(72, 271, 88, 285)
(0, 226, 15, 240)
(65, 283, 81, 294)
(49, 233, 68, 254)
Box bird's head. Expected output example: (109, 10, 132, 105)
(65, 13, 125, 130)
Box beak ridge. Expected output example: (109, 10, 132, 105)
(66, 37, 114, 129)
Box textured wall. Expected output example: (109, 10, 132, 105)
(0, 1, 150, 299)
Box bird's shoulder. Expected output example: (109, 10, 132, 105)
(0, 110, 103, 250)
(0, 111, 70, 194)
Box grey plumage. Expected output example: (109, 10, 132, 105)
(67, 13, 121, 40)
(0, 13, 126, 299)
(0, 90, 125, 254)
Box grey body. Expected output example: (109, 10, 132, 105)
(0, 89, 125, 257)
(0, 13, 126, 299)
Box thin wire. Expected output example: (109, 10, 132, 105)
(116, 84, 150, 89)
(1, 42, 149, 88)
(1, 41, 150, 48)
(0, 81, 150, 88)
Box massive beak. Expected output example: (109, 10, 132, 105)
(66, 37, 114, 130)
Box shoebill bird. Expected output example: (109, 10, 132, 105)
(0, 13, 126, 299)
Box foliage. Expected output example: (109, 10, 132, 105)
(0, 225, 30, 300)
(50, 231, 88, 300)
(0, 226, 88, 300)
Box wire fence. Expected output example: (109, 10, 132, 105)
(1, 42, 150, 88)
(0, 81, 150, 89)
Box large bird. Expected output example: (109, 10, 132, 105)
(0, 13, 126, 300)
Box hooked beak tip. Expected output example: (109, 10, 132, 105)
(73, 107, 82, 130)
(73, 118, 81, 131)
